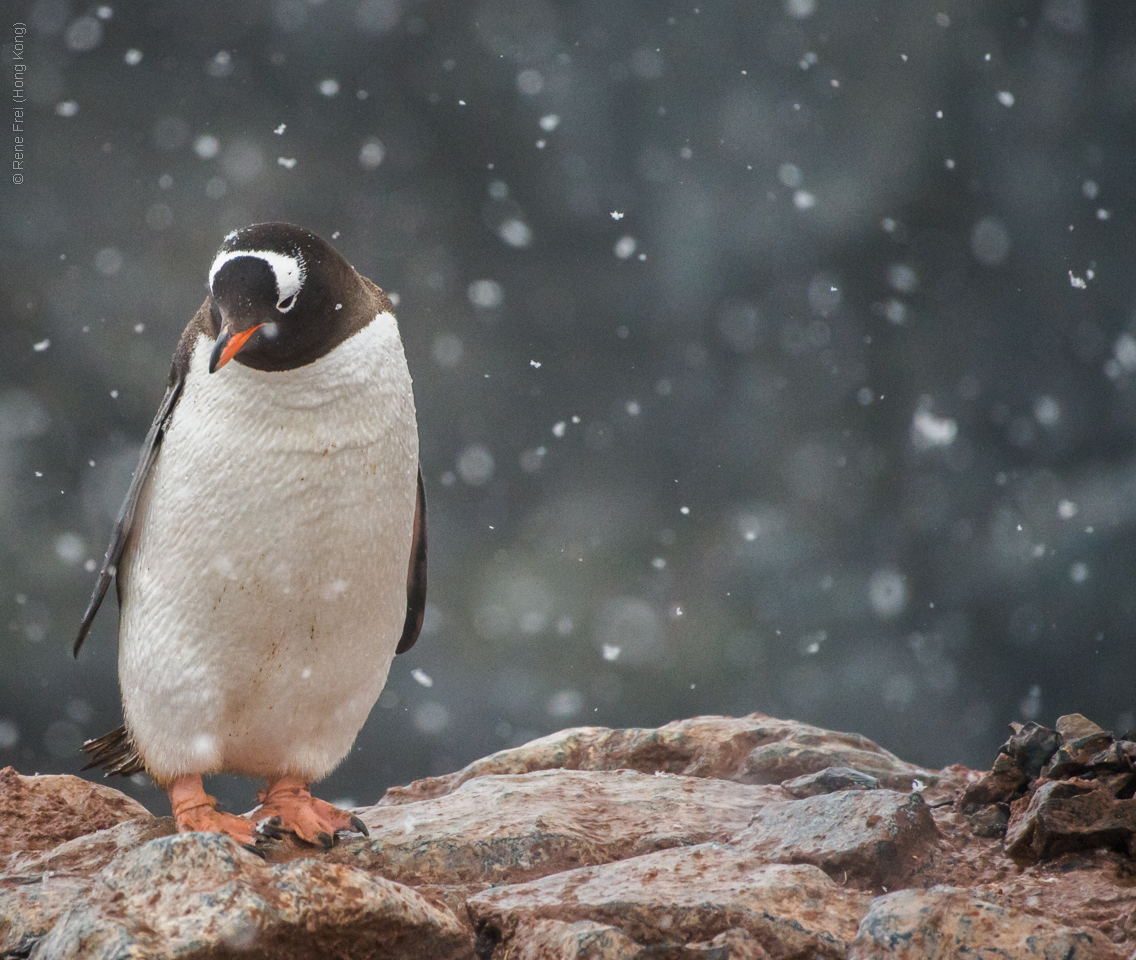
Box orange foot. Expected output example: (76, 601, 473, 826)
(167, 774, 263, 854)
(253, 774, 369, 849)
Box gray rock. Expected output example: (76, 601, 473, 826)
(1003, 722, 1061, 779)
(0, 875, 93, 958)
(31, 832, 471, 960)
(0, 818, 175, 954)
(1043, 733, 1117, 779)
(781, 766, 880, 798)
(468, 850, 869, 960)
(383, 713, 937, 805)
(331, 768, 785, 886)
(729, 789, 939, 888)
(848, 886, 1123, 959)
(1056, 714, 1108, 742)
(507, 920, 770, 960)
(967, 803, 1009, 838)
(509, 919, 643, 960)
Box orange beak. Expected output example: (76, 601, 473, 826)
(209, 323, 264, 373)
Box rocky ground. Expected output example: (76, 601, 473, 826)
(2, 712, 1135, 959)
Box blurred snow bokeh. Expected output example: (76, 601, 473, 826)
(3, 0, 1136, 813)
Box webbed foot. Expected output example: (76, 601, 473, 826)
(167, 774, 261, 848)
(254, 775, 369, 848)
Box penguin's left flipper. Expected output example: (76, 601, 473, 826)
(73, 371, 186, 657)
(73, 302, 210, 657)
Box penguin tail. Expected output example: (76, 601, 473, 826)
(80, 725, 147, 777)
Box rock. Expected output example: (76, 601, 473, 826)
(959, 723, 1060, 812)
(848, 886, 1123, 959)
(781, 766, 879, 798)
(382, 714, 937, 805)
(508, 920, 770, 960)
(6, 711, 1136, 958)
(0, 875, 93, 958)
(4, 813, 174, 879)
(729, 789, 939, 888)
(0, 817, 177, 953)
(1087, 741, 1136, 772)
(959, 752, 1029, 812)
(1003, 721, 1061, 779)
(31, 832, 471, 960)
(966, 803, 1009, 838)
(1004, 779, 1136, 862)
(508, 919, 643, 960)
(686, 930, 772, 960)
(1043, 733, 1117, 779)
(1057, 714, 1109, 741)
(967, 848, 1136, 949)
(0, 766, 151, 859)
(330, 768, 785, 886)
(468, 852, 870, 960)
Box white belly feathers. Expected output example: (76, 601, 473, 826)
(118, 314, 418, 781)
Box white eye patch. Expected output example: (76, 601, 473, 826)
(208, 249, 306, 312)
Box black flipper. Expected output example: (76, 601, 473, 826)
(72, 299, 212, 658)
(72, 378, 183, 657)
(395, 465, 427, 655)
(80, 725, 146, 777)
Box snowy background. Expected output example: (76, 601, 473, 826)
(3, 0, 1136, 812)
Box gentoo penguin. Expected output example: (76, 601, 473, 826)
(74, 222, 426, 850)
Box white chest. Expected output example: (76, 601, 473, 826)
(118, 315, 418, 781)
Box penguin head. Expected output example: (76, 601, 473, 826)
(206, 222, 369, 373)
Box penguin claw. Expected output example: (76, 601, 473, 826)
(348, 815, 370, 837)
(242, 842, 266, 859)
(256, 815, 285, 840)
(254, 776, 364, 849)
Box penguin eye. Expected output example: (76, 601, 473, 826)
(276, 293, 297, 313)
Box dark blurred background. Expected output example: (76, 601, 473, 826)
(3, 0, 1136, 814)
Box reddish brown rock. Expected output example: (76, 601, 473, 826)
(4, 812, 175, 879)
(5, 711, 1136, 958)
(0, 766, 151, 859)
(382, 713, 937, 805)
(0, 817, 178, 953)
(730, 789, 940, 889)
(330, 768, 785, 886)
(468, 851, 870, 960)
(1004, 780, 1136, 862)
(848, 886, 1124, 959)
(958, 753, 1029, 811)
